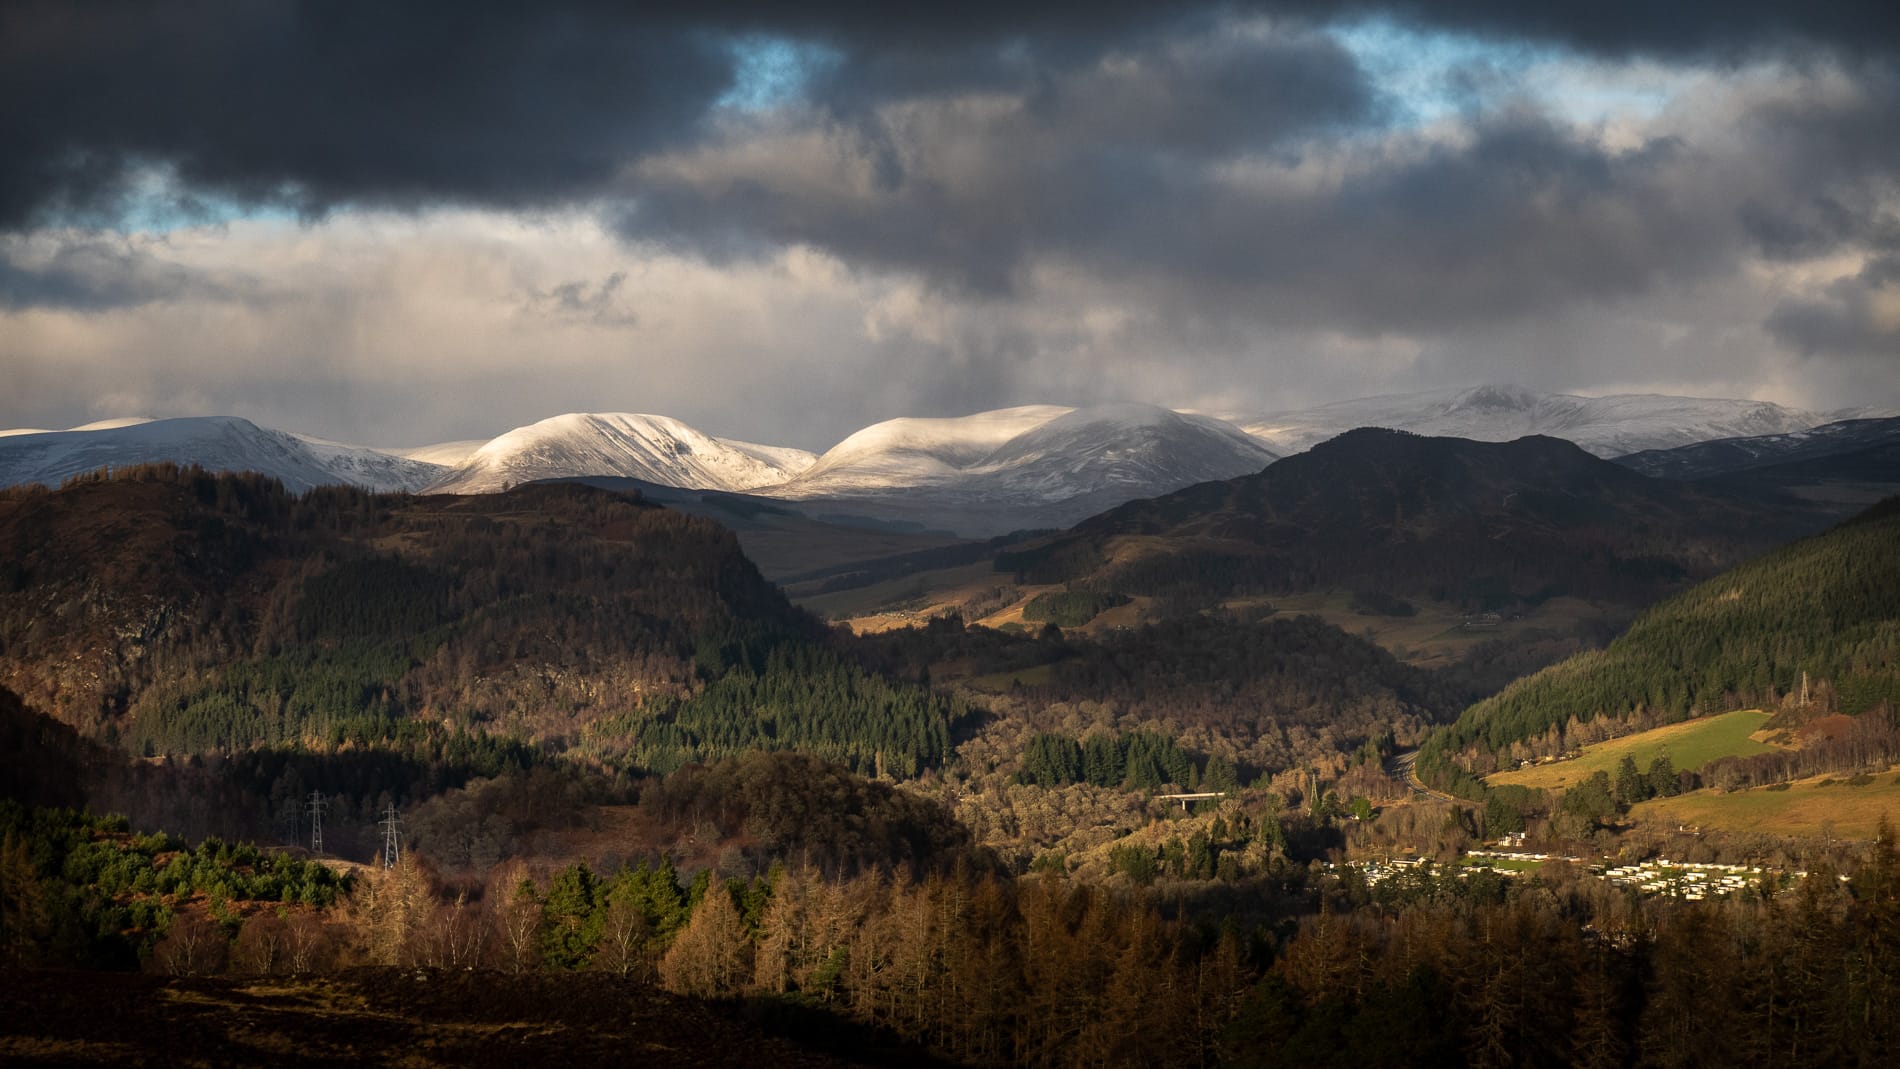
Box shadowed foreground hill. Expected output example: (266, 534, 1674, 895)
(995, 428, 1824, 611)
(0, 465, 967, 778)
(0, 968, 887, 1068)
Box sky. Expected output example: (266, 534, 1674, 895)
(1, 1, 1896, 451)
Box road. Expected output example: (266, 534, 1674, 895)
(1386, 749, 1466, 805)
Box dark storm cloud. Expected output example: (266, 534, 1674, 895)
(1730, 64, 1900, 267)
(0, 1, 734, 229)
(620, 25, 1379, 295)
(5, 0, 1898, 437)
(8, 0, 1894, 235)
(0, 237, 238, 310)
(621, 79, 1726, 327)
(1278, 1, 1900, 60)
(1741, 197, 1868, 262)
(1179, 121, 1724, 330)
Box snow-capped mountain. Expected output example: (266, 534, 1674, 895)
(774, 405, 1075, 494)
(389, 440, 488, 467)
(1232, 385, 1834, 458)
(765, 404, 1278, 535)
(0, 417, 154, 438)
(425, 413, 817, 495)
(0, 417, 449, 493)
(4, 384, 1876, 534)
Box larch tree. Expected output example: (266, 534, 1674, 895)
(660, 884, 752, 999)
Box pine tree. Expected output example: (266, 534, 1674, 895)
(540, 861, 603, 969)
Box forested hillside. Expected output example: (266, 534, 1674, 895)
(0, 466, 965, 781)
(1425, 498, 1900, 780)
(856, 612, 1464, 781)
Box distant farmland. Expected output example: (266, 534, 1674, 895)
(1487, 709, 1776, 791)
(1633, 770, 1900, 840)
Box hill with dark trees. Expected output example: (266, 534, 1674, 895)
(993, 429, 1826, 612)
(1424, 497, 1900, 783)
(0, 466, 969, 782)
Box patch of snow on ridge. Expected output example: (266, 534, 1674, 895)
(387, 440, 489, 467)
(287, 433, 450, 493)
(425, 413, 818, 494)
(778, 405, 1076, 493)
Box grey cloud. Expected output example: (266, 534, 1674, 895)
(1741, 197, 1868, 261)
(4, 1, 1899, 444)
(1767, 255, 1900, 359)
(521, 272, 639, 328)
(1156, 122, 1723, 331)
(1277, 1, 1900, 60)
(13, 1, 1890, 236)
(0, 237, 239, 310)
(622, 82, 1730, 331)
(0, 2, 734, 230)
(621, 25, 1379, 295)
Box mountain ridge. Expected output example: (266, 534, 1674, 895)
(1230, 384, 1857, 458)
(0, 416, 447, 494)
(4, 385, 1878, 534)
(994, 428, 1827, 610)
(765, 403, 1279, 536)
(1614, 415, 1900, 480)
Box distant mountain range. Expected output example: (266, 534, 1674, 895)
(1227, 384, 1846, 458)
(2, 385, 1890, 538)
(1614, 415, 1900, 480)
(992, 428, 1827, 611)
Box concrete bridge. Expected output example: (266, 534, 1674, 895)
(1155, 792, 1226, 811)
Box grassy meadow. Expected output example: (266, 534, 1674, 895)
(1487, 709, 1777, 791)
(1632, 770, 1900, 840)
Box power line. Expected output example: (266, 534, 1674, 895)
(379, 803, 402, 870)
(305, 791, 328, 857)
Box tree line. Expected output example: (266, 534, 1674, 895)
(68, 816, 1897, 1068)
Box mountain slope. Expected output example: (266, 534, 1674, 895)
(0, 417, 446, 493)
(768, 404, 1278, 536)
(780, 405, 1074, 492)
(1614, 416, 1900, 480)
(388, 439, 488, 467)
(1427, 497, 1900, 764)
(995, 428, 1825, 609)
(541, 475, 972, 582)
(289, 433, 454, 492)
(426, 412, 816, 494)
(1235, 384, 1833, 458)
(0, 467, 966, 777)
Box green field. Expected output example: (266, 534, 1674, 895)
(1466, 857, 1545, 872)
(1633, 770, 1900, 840)
(1488, 709, 1776, 791)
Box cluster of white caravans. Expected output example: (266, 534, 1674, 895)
(1345, 852, 1789, 901)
